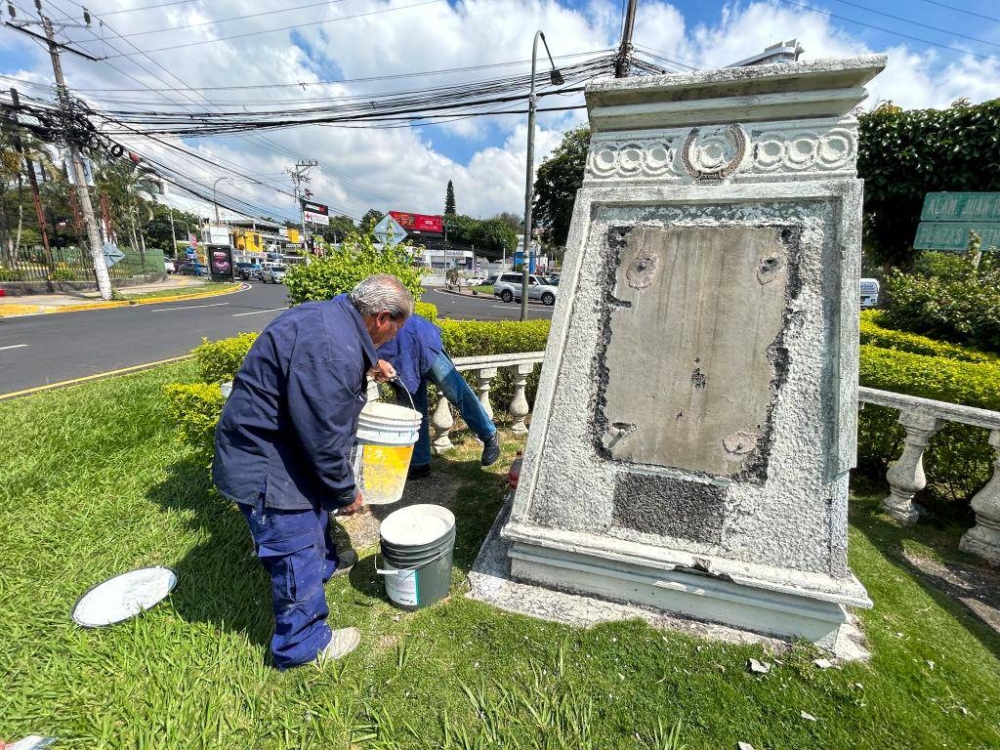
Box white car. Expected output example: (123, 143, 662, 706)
(262, 264, 287, 284)
(164, 257, 175, 274)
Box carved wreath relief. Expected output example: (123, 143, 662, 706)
(586, 122, 857, 182)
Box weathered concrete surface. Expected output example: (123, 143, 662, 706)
(496, 56, 885, 646)
(601, 225, 790, 477)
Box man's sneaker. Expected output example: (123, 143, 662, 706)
(332, 549, 358, 578)
(408, 463, 431, 479)
(481, 433, 501, 467)
(314, 627, 361, 664)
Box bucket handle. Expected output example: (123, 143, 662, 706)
(389, 377, 417, 413)
(374, 545, 453, 576)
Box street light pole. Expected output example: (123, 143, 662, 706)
(212, 176, 230, 226)
(521, 30, 563, 322)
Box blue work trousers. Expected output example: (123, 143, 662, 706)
(239, 497, 345, 669)
(401, 351, 496, 467)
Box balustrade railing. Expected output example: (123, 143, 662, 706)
(429, 352, 544, 453)
(859, 387, 1000, 564)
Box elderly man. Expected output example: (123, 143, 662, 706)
(213, 274, 411, 669)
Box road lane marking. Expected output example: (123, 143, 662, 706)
(151, 302, 229, 312)
(232, 307, 287, 318)
(0, 354, 193, 401)
(0, 344, 29, 351)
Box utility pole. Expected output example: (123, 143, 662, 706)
(614, 0, 639, 78)
(288, 160, 317, 252)
(5, 2, 113, 299)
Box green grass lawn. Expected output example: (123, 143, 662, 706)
(120, 282, 240, 301)
(2, 366, 1000, 748)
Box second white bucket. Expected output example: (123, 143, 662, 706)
(355, 401, 423, 505)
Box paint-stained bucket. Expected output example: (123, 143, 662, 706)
(377, 504, 456, 610)
(355, 401, 422, 505)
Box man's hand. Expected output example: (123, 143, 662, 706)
(369, 359, 396, 383)
(337, 489, 365, 515)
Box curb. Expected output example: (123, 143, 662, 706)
(0, 282, 249, 319)
(433, 287, 551, 307)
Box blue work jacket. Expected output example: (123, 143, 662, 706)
(212, 294, 377, 511)
(376, 314, 444, 394)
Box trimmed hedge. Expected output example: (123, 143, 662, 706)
(860, 310, 997, 364)
(193, 332, 259, 384)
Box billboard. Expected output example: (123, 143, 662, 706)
(388, 211, 443, 234)
(301, 199, 330, 226)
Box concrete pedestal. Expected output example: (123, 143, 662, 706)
(492, 57, 885, 647)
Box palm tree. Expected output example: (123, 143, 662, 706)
(0, 125, 60, 264)
(95, 157, 161, 253)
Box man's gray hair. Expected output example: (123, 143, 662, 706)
(349, 274, 414, 319)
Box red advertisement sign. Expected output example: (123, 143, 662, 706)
(388, 211, 443, 234)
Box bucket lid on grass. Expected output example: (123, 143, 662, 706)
(72, 566, 177, 628)
(380, 504, 456, 548)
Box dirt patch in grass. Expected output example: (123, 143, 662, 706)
(336, 463, 465, 551)
(904, 549, 1000, 635)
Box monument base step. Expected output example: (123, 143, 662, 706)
(468, 503, 869, 660)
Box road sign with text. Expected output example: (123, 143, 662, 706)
(916, 192, 1000, 251)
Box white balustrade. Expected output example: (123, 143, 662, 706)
(859, 387, 1000, 564)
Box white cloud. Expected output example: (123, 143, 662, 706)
(2, 0, 997, 223)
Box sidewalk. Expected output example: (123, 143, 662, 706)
(0, 276, 240, 318)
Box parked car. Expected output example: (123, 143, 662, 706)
(177, 261, 204, 276)
(164, 257, 175, 274)
(235, 261, 260, 281)
(493, 272, 558, 306)
(262, 264, 287, 284)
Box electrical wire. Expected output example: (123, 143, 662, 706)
(827, 0, 1000, 52)
(915, 0, 1000, 25)
(102, 0, 447, 59)
(776, 0, 999, 62)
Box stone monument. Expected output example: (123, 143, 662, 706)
(487, 57, 886, 648)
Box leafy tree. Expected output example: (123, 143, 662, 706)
(476, 217, 518, 259)
(492, 211, 522, 234)
(361, 208, 384, 231)
(145, 203, 201, 252)
(533, 125, 590, 248)
(322, 214, 357, 243)
(444, 214, 480, 247)
(444, 179, 456, 215)
(284, 229, 424, 305)
(858, 98, 1000, 269)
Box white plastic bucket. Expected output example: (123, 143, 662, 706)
(355, 401, 422, 505)
(377, 504, 456, 610)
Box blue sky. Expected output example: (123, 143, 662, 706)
(2, 1, 998, 220)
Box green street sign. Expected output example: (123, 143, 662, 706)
(921, 192, 1000, 222)
(914, 222, 1000, 252)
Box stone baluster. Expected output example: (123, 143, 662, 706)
(476, 367, 497, 421)
(960, 430, 1000, 564)
(883, 410, 941, 525)
(431, 392, 454, 454)
(509, 363, 534, 433)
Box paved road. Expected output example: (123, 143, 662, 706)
(0, 282, 290, 396)
(0, 283, 554, 396)
(426, 288, 555, 322)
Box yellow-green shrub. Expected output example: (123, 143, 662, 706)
(193, 332, 258, 384)
(164, 382, 225, 460)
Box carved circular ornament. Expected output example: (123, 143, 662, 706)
(588, 139, 678, 178)
(682, 125, 748, 181)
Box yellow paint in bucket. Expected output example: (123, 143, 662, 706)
(356, 401, 423, 505)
